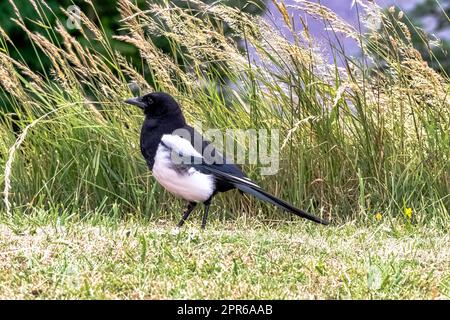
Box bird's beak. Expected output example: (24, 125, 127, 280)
(124, 97, 146, 110)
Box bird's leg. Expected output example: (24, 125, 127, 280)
(201, 198, 212, 229)
(177, 202, 197, 228)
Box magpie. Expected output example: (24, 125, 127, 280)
(125, 92, 329, 228)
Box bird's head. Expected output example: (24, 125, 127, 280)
(124, 92, 182, 118)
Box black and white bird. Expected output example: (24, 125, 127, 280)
(125, 92, 329, 228)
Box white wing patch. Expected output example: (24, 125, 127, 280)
(152, 135, 214, 203)
(161, 134, 202, 158)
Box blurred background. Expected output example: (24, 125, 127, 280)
(0, 0, 448, 75)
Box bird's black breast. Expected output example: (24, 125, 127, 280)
(140, 118, 161, 169)
(139, 114, 188, 169)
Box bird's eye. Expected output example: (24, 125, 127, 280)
(147, 98, 154, 104)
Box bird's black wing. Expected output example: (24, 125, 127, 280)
(166, 125, 246, 192)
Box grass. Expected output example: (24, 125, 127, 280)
(1, 211, 449, 299)
(0, 0, 449, 299)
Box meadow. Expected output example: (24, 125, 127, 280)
(0, 0, 448, 299)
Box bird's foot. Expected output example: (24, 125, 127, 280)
(177, 219, 186, 228)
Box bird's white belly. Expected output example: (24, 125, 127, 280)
(152, 145, 215, 202)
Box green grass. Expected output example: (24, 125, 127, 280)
(1, 211, 448, 299)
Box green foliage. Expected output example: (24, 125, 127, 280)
(0, 0, 266, 114)
(0, 0, 266, 74)
(382, 0, 450, 75)
(409, 0, 450, 74)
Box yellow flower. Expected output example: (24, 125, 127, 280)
(404, 207, 413, 219)
(375, 212, 382, 221)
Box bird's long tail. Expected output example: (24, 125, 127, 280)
(193, 163, 329, 225)
(234, 183, 329, 225)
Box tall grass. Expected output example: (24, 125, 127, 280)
(0, 0, 448, 226)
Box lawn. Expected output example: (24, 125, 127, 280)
(1, 212, 448, 299)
